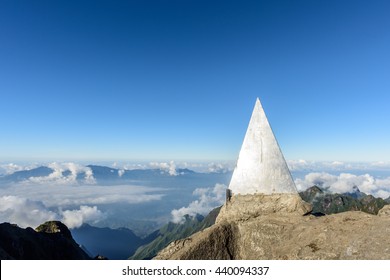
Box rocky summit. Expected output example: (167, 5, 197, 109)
(155, 199, 390, 260)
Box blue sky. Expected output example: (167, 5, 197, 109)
(1, 0, 389, 162)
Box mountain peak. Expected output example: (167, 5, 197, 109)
(36, 221, 72, 239)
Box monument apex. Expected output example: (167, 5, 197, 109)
(228, 98, 298, 195)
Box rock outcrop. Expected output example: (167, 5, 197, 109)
(217, 193, 312, 223)
(0, 221, 91, 260)
(155, 200, 390, 260)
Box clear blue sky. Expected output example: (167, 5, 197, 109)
(1, 0, 389, 162)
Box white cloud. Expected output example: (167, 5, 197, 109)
(0, 195, 107, 229)
(295, 172, 338, 190)
(111, 162, 149, 170)
(118, 169, 125, 177)
(171, 183, 226, 224)
(376, 190, 390, 199)
(60, 206, 104, 229)
(149, 161, 177, 176)
(26, 162, 96, 185)
(0, 196, 58, 228)
(370, 161, 390, 169)
(287, 159, 311, 171)
(0, 163, 40, 176)
(207, 162, 232, 173)
(0, 184, 164, 208)
(295, 172, 390, 199)
(0, 163, 23, 175)
(288, 160, 390, 173)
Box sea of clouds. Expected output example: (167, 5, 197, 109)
(0, 162, 167, 229)
(0, 196, 104, 229)
(1, 160, 390, 229)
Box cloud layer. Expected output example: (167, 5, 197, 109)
(171, 183, 226, 223)
(0, 184, 164, 208)
(295, 172, 390, 198)
(0, 196, 58, 228)
(110, 160, 235, 174)
(288, 160, 390, 172)
(26, 162, 96, 185)
(0, 163, 25, 175)
(0, 196, 104, 229)
(149, 161, 178, 176)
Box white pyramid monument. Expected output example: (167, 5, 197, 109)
(229, 98, 298, 195)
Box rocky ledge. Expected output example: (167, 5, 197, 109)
(155, 196, 390, 260)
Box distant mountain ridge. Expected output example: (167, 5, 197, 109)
(71, 224, 146, 260)
(0, 164, 206, 185)
(0, 166, 54, 183)
(299, 186, 388, 215)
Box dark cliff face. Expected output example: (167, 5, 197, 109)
(0, 221, 91, 260)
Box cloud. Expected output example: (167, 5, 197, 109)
(0, 163, 23, 175)
(295, 172, 390, 198)
(207, 162, 232, 173)
(118, 169, 125, 177)
(0, 196, 59, 228)
(295, 172, 338, 190)
(0, 184, 165, 208)
(287, 160, 353, 172)
(149, 161, 177, 176)
(26, 162, 96, 185)
(0, 196, 107, 229)
(111, 162, 149, 170)
(288, 160, 390, 173)
(0, 163, 39, 176)
(148, 161, 234, 174)
(370, 161, 390, 169)
(171, 183, 226, 224)
(60, 206, 104, 229)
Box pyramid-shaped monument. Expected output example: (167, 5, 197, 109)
(229, 98, 298, 195)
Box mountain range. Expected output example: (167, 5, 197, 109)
(1, 184, 389, 260)
(0, 164, 211, 185)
